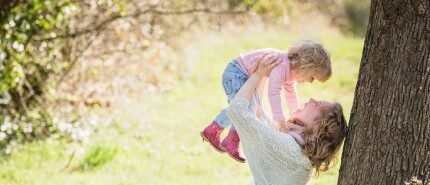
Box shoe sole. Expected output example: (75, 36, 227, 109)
(218, 145, 246, 163)
(200, 132, 226, 154)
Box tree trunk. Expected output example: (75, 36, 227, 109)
(338, 0, 430, 184)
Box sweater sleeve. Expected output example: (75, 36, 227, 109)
(283, 80, 300, 116)
(226, 98, 307, 162)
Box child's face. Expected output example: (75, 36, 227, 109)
(291, 70, 315, 83)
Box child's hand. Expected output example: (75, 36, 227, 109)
(276, 120, 289, 132)
(255, 53, 281, 77)
(277, 121, 305, 132)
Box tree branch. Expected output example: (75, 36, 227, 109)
(56, 32, 97, 85)
(32, 8, 248, 41)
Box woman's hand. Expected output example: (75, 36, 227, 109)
(234, 53, 281, 100)
(255, 53, 281, 77)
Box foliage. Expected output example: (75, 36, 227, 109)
(76, 144, 118, 172)
(0, 0, 294, 151)
(228, 0, 286, 17)
(231, 0, 371, 36)
(404, 176, 429, 185)
(0, 0, 79, 150)
(343, 0, 371, 36)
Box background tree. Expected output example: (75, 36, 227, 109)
(338, 0, 429, 184)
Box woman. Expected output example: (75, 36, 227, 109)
(226, 54, 348, 184)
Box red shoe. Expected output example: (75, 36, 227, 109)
(200, 121, 225, 153)
(220, 130, 246, 163)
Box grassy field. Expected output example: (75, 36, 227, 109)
(0, 21, 364, 185)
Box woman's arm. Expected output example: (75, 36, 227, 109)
(255, 77, 268, 118)
(226, 52, 280, 136)
(226, 55, 306, 160)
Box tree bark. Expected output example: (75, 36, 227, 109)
(338, 0, 430, 184)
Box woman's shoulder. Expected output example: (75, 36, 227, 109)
(278, 133, 312, 168)
(280, 132, 302, 151)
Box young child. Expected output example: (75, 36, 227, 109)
(200, 40, 332, 163)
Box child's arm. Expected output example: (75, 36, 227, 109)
(283, 81, 300, 116)
(268, 65, 287, 124)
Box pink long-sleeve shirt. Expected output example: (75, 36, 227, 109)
(235, 48, 300, 123)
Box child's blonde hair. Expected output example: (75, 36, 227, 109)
(288, 40, 332, 82)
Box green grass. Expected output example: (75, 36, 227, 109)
(0, 22, 364, 185)
(75, 144, 118, 172)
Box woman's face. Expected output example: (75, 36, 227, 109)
(292, 98, 333, 127)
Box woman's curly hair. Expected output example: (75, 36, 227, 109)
(301, 102, 347, 176)
(279, 102, 348, 176)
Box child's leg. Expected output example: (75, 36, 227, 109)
(201, 60, 247, 154)
(214, 60, 248, 128)
(216, 60, 250, 163)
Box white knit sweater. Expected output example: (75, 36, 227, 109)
(226, 98, 312, 185)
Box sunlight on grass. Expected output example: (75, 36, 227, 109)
(0, 21, 364, 184)
(75, 144, 118, 172)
